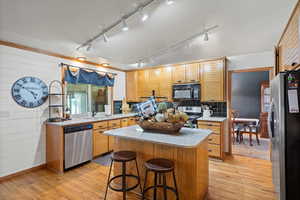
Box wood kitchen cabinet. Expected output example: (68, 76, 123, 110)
(159, 67, 173, 101)
(172, 64, 186, 84)
(93, 121, 109, 157)
(137, 70, 151, 100)
(126, 58, 225, 102)
(197, 120, 226, 160)
(126, 71, 138, 102)
(201, 60, 225, 102)
(93, 128, 109, 157)
(108, 119, 121, 151)
(185, 63, 200, 83)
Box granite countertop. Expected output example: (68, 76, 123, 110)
(104, 125, 212, 148)
(46, 113, 138, 126)
(197, 116, 227, 122)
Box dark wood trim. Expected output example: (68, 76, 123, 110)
(0, 40, 125, 72)
(227, 67, 272, 155)
(229, 67, 273, 73)
(0, 164, 46, 182)
(227, 71, 233, 155)
(277, 0, 300, 45)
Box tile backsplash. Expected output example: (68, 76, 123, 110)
(178, 100, 227, 117)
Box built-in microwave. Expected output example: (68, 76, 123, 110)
(172, 83, 201, 100)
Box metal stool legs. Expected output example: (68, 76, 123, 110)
(142, 170, 179, 200)
(104, 159, 142, 200)
(104, 160, 113, 200)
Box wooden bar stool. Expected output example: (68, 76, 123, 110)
(142, 158, 179, 200)
(104, 151, 142, 200)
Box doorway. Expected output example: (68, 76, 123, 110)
(228, 67, 273, 160)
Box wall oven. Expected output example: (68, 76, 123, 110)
(172, 83, 201, 100)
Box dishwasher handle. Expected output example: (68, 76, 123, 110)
(64, 124, 93, 134)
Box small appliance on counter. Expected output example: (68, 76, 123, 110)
(202, 105, 213, 118)
(178, 106, 202, 128)
(104, 104, 112, 115)
(172, 83, 201, 100)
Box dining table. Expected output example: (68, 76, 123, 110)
(232, 118, 260, 146)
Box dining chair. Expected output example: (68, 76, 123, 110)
(239, 120, 260, 146)
(230, 110, 240, 144)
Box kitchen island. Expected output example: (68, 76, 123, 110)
(104, 125, 212, 200)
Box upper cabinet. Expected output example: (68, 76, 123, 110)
(201, 60, 226, 102)
(277, 2, 300, 72)
(172, 64, 186, 84)
(185, 63, 200, 83)
(126, 71, 138, 102)
(125, 58, 226, 102)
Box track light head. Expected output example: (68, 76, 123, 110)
(204, 32, 209, 41)
(122, 19, 129, 31)
(103, 33, 109, 43)
(166, 0, 174, 5)
(139, 7, 149, 22)
(86, 43, 92, 51)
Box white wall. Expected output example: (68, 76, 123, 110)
(227, 51, 275, 71)
(0, 45, 125, 177)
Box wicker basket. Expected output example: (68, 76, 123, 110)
(137, 120, 185, 135)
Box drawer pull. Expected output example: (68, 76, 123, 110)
(208, 149, 212, 152)
(208, 139, 212, 141)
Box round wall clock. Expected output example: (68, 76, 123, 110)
(11, 77, 48, 108)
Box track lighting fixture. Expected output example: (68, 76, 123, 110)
(139, 7, 149, 22)
(86, 43, 92, 51)
(103, 33, 109, 43)
(166, 0, 174, 5)
(204, 32, 209, 41)
(122, 19, 129, 31)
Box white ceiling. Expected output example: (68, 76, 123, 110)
(0, 0, 297, 70)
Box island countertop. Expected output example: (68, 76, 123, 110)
(104, 125, 212, 148)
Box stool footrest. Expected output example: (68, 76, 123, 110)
(108, 174, 140, 192)
(143, 184, 178, 195)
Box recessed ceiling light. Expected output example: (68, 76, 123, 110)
(122, 19, 129, 31)
(102, 63, 110, 67)
(139, 7, 149, 22)
(166, 0, 174, 5)
(77, 57, 87, 61)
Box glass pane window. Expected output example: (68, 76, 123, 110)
(66, 84, 109, 115)
(91, 85, 107, 113)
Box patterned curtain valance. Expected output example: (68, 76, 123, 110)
(63, 64, 115, 87)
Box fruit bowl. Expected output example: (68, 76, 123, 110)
(137, 120, 185, 135)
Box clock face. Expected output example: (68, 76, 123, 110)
(11, 77, 48, 108)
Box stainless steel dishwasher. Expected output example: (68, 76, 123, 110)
(64, 124, 93, 169)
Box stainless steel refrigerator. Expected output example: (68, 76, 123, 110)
(268, 70, 300, 200)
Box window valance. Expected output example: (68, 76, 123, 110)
(63, 64, 115, 87)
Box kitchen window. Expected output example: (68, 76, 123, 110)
(66, 83, 111, 115)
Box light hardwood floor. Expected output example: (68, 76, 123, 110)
(0, 155, 275, 200)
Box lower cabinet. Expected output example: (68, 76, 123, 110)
(93, 128, 109, 157)
(197, 120, 226, 160)
(92, 117, 138, 157)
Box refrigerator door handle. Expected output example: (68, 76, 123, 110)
(268, 100, 275, 138)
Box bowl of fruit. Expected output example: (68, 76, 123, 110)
(137, 102, 189, 135)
